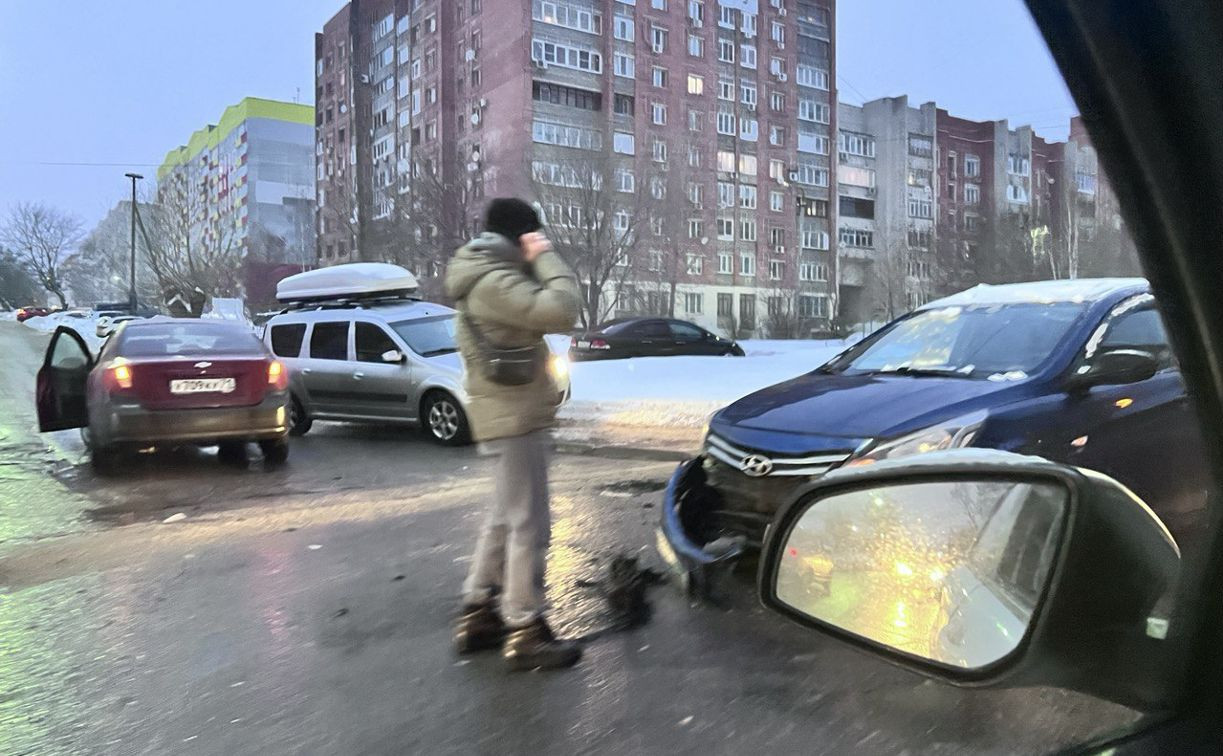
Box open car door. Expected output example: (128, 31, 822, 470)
(36, 326, 94, 432)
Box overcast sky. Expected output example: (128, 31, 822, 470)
(0, 0, 1077, 232)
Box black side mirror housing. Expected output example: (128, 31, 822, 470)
(1067, 348, 1159, 391)
(758, 449, 1181, 711)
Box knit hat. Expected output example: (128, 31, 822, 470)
(483, 198, 542, 240)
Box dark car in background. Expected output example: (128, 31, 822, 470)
(35, 319, 290, 473)
(569, 317, 745, 361)
(659, 278, 1209, 589)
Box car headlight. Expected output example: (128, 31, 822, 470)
(548, 353, 569, 381)
(846, 410, 987, 467)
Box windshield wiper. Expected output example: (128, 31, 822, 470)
(867, 366, 973, 378)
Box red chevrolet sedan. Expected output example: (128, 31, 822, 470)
(36, 319, 290, 473)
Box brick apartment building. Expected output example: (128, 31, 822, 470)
(315, 0, 838, 336)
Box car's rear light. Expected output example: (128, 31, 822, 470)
(590, 338, 611, 350)
(268, 360, 287, 389)
(570, 336, 578, 348)
(107, 363, 133, 391)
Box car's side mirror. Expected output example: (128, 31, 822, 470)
(382, 349, 406, 364)
(1067, 348, 1159, 391)
(759, 450, 1180, 711)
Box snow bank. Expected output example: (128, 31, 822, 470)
(556, 338, 853, 449)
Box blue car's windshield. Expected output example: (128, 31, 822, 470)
(829, 302, 1089, 379)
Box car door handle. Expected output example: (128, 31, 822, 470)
(353, 372, 365, 380)
(302, 368, 312, 374)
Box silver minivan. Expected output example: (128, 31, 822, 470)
(263, 301, 570, 445)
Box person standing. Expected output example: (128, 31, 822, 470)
(444, 198, 583, 671)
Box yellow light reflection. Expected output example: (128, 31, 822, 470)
(1115, 397, 1133, 409)
(894, 561, 913, 577)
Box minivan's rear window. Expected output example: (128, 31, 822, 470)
(310, 322, 349, 360)
(270, 323, 307, 357)
(117, 322, 264, 357)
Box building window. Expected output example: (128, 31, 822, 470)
(743, 118, 760, 145)
(614, 53, 635, 78)
(716, 217, 734, 240)
(740, 44, 757, 69)
(907, 198, 933, 218)
(688, 34, 705, 57)
(613, 131, 636, 154)
(798, 99, 829, 123)
(718, 39, 735, 63)
(718, 181, 734, 208)
(652, 0, 667, 9)
(770, 227, 785, 246)
(688, 0, 704, 25)
(613, 210, 630, 233)
(838, 131, 876, 158)
(838, 227, 874, 248)
(688, 182, 703, 207)
(652, 102, 667, 125)
(796, 64, 830, 90)
(652, 139, 668, 163)
(739, 184, 757, 209)
(650, 24, 668, 53)
(534, 2, 603, 35)
(769, 260, 785, 280)
(689, 144, 702, 167)
(717, 150, 736, 173)
(688, 108, 704, 131)
(718, 254, 733, 275)
(532, 81, 602, 111)
(684, 292, 703, 314)
(687, 74, 705, 95)
(614, 93, 635, 116)
(965, 154, 981, 178)
(533, 120, 602, 150)
(740, 81, 757, 107)
(718, 4, 735, 29)
(770, 191, 784, 212)
(770, 92, 785, 112)
(651, 217, 665, 236)
(769, 125, 787, 147)
(739, 154, 757, 175)
(907, 227, 933, 248)
(801, 230, 830, 250)
(614, 15, 635, 40)
(616, 167, 636, 192)
(688, 218, 704, 238)
(652, 66, 669, 87)
(771, 20, 784, 44)
(740, 219, 757, 242)
(740, 253, 756, 276)
(799, 295, 829, 318)
(1006, 183, 1030, 203)
(686, 255, 704, 276)
(965, 183, 980, 204)
(717, 292, 733, 317)
(908, 134, 934, 158)
(531, 39, 603, 73)
(965, 214, 980, 231)
(716, 110, 736, 135)
(718, 77, 734, 101)
(1007, 153, 1031, 175)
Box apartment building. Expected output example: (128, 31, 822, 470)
(315, 0, 838, 336)
(157, 97, 317, 270)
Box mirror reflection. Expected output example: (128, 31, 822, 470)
(775, 479, 1068, 669)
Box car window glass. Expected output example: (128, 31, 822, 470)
(309, 322, 349, 361)
(389, 315, 458, 358)
(50, 332, 88, 369)
(631, 321, 670, 339)
(355, 322, 399, 362)
(118, 323, 263, 357)
(270, 323, 307, 358)
(670, 322, 706, 341)
(1099, 307, 1174, 369)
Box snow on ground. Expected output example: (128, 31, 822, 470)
(556, 338, 854, 451)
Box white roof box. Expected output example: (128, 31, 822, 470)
(276, 263, 419, 303)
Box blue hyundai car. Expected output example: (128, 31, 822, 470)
(659, 278, 1209, 593)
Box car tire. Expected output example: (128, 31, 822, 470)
(90, 445, 120, 476)
(423, 391, 471, 446)
(260, 438, 290, 466)
(289, 396, 312, 436)
(725, 344, 746, 357)
(218, 441, 248, 466)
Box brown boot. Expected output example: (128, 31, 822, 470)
(503, 618, 582, 672)
(453, 602, 507, 655)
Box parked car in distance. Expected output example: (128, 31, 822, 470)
(569, 317, 745, 361)
(264, 263, 571, 445)
(96, 314, 144, 339)
(16, 307, 50, 322)
(35, 319, 290, 473)
(659, 278, 1209, 589)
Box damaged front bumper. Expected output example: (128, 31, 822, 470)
(656, 456, 748, 599)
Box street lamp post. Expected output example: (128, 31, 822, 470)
(124, 172, 143, 311)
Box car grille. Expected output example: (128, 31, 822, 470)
(699, 433, 853, 546)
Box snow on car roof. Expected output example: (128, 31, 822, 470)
(919, 278, 1149, 309)
(276, 263, 419, 303)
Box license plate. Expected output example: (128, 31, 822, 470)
(170, 378, 236, 395)
(577, 340, 591, 349)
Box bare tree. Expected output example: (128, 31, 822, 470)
(62, 202, 159, 306)
(867, 239, 911, 322)
(0, 246, 42, 308)
(0, 202, 83, 308)
(529, 151, 644, 328)
(394, 152, 480, 300)
(763, 287, 804, 339)
(141, 175, 244, 316)
(641, 156, 699, 318)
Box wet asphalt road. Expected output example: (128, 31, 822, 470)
(0, 322, 1141, 755)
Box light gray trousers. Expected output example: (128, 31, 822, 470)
(462, 430, 552, 627)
